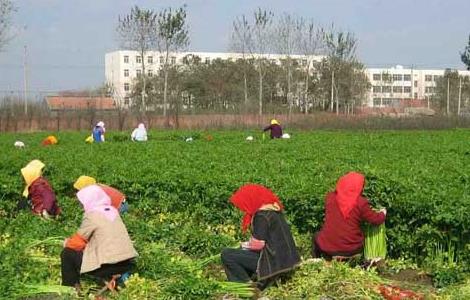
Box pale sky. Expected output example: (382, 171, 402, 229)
(0, 0, 469, 94)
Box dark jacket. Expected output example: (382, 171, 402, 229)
(263, 124, 283, 139)
(252, 210, 300, 280)
(29, 177, 61, 216)
(315, 192, 385, 255)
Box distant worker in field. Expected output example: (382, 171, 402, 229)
(20, 160, 61, 218)
(92, 121, 106, 143)
(313, 172, 387, 260)
(42, 135, 58, 146)
(74, 176, 128, 214)
(61, 185, 138, 292)
(263, 119, 283, 139)
(221, 184, 300, 290)
(131, 123, 148, 142)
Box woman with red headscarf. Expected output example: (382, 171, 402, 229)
(313, 172, 387, 259)
(221, 184, 300, 290)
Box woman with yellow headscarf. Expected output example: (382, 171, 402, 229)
(263, 119, 283, 139)
(21, 160, 61, 217)
(74, 176, 128, 214)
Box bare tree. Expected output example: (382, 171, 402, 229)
(323, 25, 357, 114)
(117, 6, 157, 112)
(155, 5, 190, 121)
(275, 13, 300, 117)
(231, 15, 252, 108)
(298, 19, 324, 113)
(0, 0, 15, 51)
(249, 8, 274, 116)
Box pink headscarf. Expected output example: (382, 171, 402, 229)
(77, 185, 118, 221)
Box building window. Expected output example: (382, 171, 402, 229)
(136, 69, 142, 77)
(160, 56, 164, 64)
(382, 73, 391, 82)
(425, 75, 433, 82)
(148, 69, 153, 77)
(124, 97, 130, 105)
(414, 92, 418, 99)
(382, 86, 392, 93)
(373, 98, 381, 107)
(404, 74, 411, 81)
(433, 75, 442, 81)
(393, 86, 403, 93)
(124, 55, 129, 63)
(404, 86, 411, 93)
(425, 87, 435, 93)
(373, 74, 381, 81)
(414, 80, 418, 87)
(302, 59, 307, 66)
(148, 56, 153, 64)
(124, 69, 129, 77)
(136, 56, 142, 63)
(205, 57, 210, 64)
(393, 74, 403, 81)
(383, 98, 392, 106)
(124, 83, 130, 91)
(171, 56, 176, 65)
(373, 86, 381, 93)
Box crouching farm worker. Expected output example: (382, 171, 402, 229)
(313, 172, 387, 260)
(73, 175, 128, 214)
(221, 184, 300, 290)
(263, 119, 283, 139)
(42, 135, 58, 146)
(61, 185, 138, 292)
(92, 121, 106, 143)
(20, 160, 61, 218)
(131, 123, 148, 142)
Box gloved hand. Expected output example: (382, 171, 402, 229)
(41, 210, 51, 219)
(379, 208, 387, 216)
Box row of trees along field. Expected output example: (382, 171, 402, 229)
(117, 5, 370, 119)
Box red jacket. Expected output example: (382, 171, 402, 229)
(316, 192, 385, 254)
(29, 177, 61, 216)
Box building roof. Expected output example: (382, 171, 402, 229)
(46, 96, 116, 111)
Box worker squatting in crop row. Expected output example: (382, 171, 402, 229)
(18, 156, 386, 295)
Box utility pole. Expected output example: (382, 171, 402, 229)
(23, 45, 28, 115)
(330, 70, 334, 112)
(458, 75, 462, 116)
(446, 77, 450, 116)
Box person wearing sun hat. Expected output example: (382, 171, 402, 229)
(74, 175, 128, 214)
(20, 160, 61, 218)
(60, 185, 137, 291)
(263, 119, 283, 139)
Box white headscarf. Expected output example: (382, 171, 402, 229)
(131, 123, 148, 141)
(96, 121, 106, 132)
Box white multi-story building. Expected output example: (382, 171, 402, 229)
(365, 65, 470, 107)
(105, 50, 323, 107)
(105, 50, 470, 108)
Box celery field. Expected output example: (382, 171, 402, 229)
(1, 129, 470, 299)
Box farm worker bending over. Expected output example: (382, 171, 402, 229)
(20, 160, 61, 218)
(74, 175, 128, 214)
(92, 121, 106, 143)
(263, 119, 283, 139)
(221, 184, 300, 290)
(61, 185, 138, 291)
(313, 172, 386, 259)
(131, 123, 148, 142)
(42, 135, 58, 146)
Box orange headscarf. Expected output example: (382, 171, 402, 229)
(230, 184, 284, 233)
(335, 172, 365, 219)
